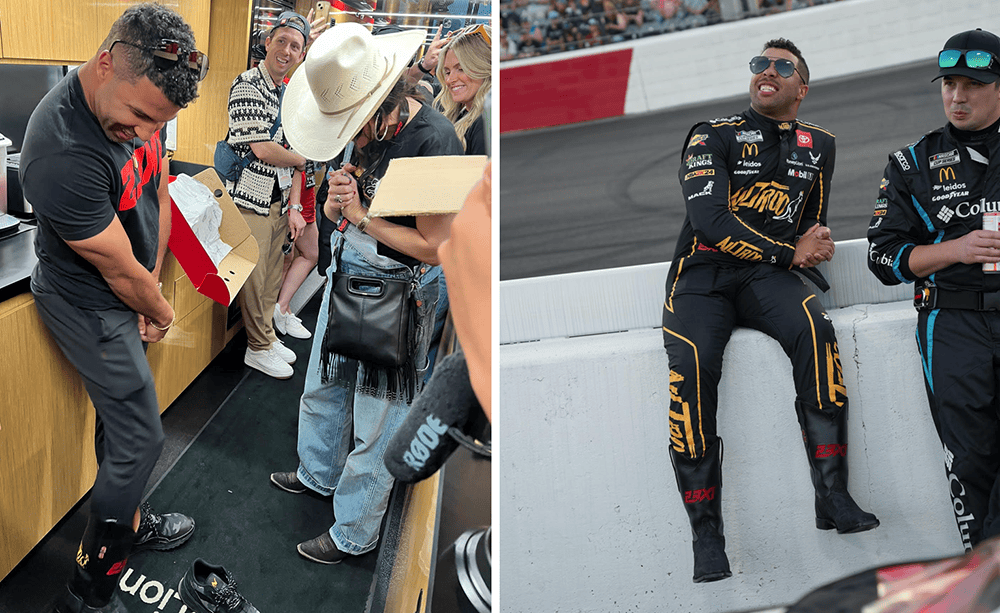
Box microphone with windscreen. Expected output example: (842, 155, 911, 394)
(385, 350, 490, 483)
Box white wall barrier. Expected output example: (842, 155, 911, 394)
(501, 0, 995, 125)
(499, 240, 967, 613)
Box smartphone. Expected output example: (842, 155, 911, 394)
(315, 1, 331, 26)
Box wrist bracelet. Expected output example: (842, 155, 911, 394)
(149, 315, 174, 331)
(290, 203, 303, 212)
(356, 213, 372, 233)
(418, 60, 433, 76)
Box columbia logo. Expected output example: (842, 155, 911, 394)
(938, 206, 954, 222)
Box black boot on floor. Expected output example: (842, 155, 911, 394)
(796, 400, 879, 534)
(671, 439, 732, 583)
(53, 518, 134, 613)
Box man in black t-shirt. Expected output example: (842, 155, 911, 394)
(20, 4, 204, 611)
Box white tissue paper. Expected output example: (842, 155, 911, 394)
(168, 174, 233, 267)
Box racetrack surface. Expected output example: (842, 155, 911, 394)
(500, 59, 945, 280)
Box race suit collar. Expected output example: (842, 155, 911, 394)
(746, 106, 797, 134)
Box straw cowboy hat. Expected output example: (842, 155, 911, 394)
(283, 23, 425, 161)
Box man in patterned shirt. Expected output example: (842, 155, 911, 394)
(225, 11, 310, 379)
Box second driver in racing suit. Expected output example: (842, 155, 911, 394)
(662, 38, 879, 584)
(868, 28, 1000, 552)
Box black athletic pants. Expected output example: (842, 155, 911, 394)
(32, 282, 164, 527)
(662, 261, 848, 460)
(917, 307, 1000, 550)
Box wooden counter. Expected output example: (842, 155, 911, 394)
(0, 250, 237, 580)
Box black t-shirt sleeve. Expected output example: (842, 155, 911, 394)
(23, 150, 116, 242)
(465, 116, 486, 156)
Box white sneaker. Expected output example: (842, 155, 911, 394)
(271, 340, 296, 365)
(284, 311, 312, 339)
(245, 347, 293, 379)
(273, 303, 288, 336)
(274, 304, 312, 339)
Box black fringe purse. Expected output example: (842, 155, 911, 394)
(319, 244, 419, 402)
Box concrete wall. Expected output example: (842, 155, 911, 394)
(500, 0, 996, 132)
(498, 240, 966, 612)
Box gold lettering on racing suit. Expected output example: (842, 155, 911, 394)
(668, 370, 693, 453)
(825, 342, 847, 408)
(716, 236, 764, 261)
(730, 181, 801, 221)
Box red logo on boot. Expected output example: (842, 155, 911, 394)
(106, 559, 128, 576)
(684, 487, 716, 503)
(815, 444, 847, 458)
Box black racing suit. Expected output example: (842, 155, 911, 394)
(867, 120, 1000, 551)
(663, 107, 846, 463)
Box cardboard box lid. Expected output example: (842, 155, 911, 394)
(167, 169, 258, 306)
(367, 155, 488, 217)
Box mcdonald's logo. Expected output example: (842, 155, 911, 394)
(742, 143, 759, 158)
(939, 167, 957, 183)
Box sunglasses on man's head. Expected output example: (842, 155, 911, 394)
(110, 39, 209, 82)
(939, 48, 996, 71)
(749, 55, 803, 81)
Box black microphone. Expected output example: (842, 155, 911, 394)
(385, 350, 486, 483)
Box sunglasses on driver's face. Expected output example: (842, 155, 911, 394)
(939, 48, 996, 71)
(749, 55, 801, 81)
(110, 39, 209, 81)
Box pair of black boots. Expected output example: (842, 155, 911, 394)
(671, 401, 879, 583)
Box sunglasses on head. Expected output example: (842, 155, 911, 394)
(749, 55, 803, 82)
(110, 39, 209, 82)
(939, 48, 996, 71)
(450, 23, 491, 46)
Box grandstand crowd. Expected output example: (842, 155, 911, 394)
(500, 0, 845, 60)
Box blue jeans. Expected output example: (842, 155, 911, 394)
(295, 225, 440, 554)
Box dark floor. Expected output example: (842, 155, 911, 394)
(0, 286, 492, 613)
(0, 325, 249, 613)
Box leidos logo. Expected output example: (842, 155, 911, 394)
(684, 486, 716, 503)
(939, 167, 957, 183)
(742, 143, 758, 158)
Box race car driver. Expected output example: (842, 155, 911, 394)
(663, 37, 879, 584)
(867, 28, 1000, 552)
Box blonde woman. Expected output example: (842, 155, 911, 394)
(434, 24, 491, 155)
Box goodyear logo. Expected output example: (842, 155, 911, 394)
(930, 149, 959, 169)
(684, 169, 715, 181)
(736, 129, 763, 143)
(742, 143, 758, 158)
(939, 167, 957, 183)
(688, 133, 709, 147)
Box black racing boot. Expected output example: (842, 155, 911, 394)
(796, 400, 879, 534)
(53, 517, 135, 612)
(670, 439, 732, 583)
